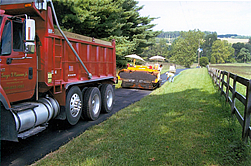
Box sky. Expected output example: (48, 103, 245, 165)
(137, 0, 251, 36)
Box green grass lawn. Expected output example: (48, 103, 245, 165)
(34, 68, 250, 166)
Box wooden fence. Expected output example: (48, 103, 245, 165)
(207, 67, 251, 143)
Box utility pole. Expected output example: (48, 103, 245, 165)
(198, 40, 200, 67)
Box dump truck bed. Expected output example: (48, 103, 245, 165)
(38, 29, 116, 92)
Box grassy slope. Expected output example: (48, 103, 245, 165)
(34, 68, 250, 166)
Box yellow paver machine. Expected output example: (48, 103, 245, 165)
(117, 55, 163, 90)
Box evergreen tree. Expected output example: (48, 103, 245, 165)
(119, 0, 160, 55)
(53, 0, 160, 65)
(54, 0, 123, 38)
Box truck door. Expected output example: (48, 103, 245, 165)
(0, 18, 36, 103)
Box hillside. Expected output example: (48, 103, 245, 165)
(218, 38, 249, 44)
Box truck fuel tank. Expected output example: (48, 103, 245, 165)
(12, 97, 59, 133)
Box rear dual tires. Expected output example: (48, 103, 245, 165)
(66, 84, 114, 124)
(82, 84, 114, 120)
(82, 87, 101, 121)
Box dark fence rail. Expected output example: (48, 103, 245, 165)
(208, 67, 251, 143)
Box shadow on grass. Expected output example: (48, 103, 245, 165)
(35, 87, 251, 166)
(119, 89, 249, 165)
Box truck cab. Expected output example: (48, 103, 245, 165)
(0, 10, 36, 104)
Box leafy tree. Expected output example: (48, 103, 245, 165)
(199, 57, 209, 67)
(210, 56, 216, 64)
(224, 40, 235, 63)
(244, 43, 251, 54)
(169, 30, 204, 68)
(211, 40, 234, 63)
(248, 37, 251, 44)
(237, 48, 251, 63)
(157, 31, 180, 38)
(141, 38, 169, 59)
(232, 42, 245, 57)
(157, 38, 169, 57)
(169, 38, 195, 68)
(201, 32, 217, 60)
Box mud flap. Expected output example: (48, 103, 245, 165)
(1, 108, 18, 142)
(54, 106, 66, 120)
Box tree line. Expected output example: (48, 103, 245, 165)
(142, 31, 251, 68)
(53, 0, 251, 68)
(157, 32, 250, 40)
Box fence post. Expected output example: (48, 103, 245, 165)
(226, 72, 230, 102)
(242, 79, 251, 143)
(221, 71, 225, 95)
(231, 74, 237, 114)
(215, 69, 219, 85)
(218, 69, 221, 86)
(213, 68, 216, 83)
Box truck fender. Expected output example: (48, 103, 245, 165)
(0, 86, 18, 141)
(0, 85, 11, 109)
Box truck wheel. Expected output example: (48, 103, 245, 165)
(83, 87, 101, 121)
(100, 84, 114, 113)
(66, 86, 83, 125)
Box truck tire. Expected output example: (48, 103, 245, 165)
(82, 87, 101, 121)
(100, 84, 114, 113)
(66, 86, 83, 125)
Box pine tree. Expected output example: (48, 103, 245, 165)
(54, 0, 122, 38)
(118, 0, 160, 55)
(53, 0, 160, 65)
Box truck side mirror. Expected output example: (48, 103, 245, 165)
(25, 19, 35, 42)
(25, 42, 35, 54)
(25, 19, 35, 54)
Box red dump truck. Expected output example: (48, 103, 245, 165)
(0, 0, 116, 142)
